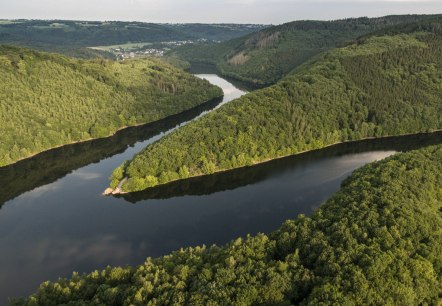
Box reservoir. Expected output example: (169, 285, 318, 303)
(0, 74, 440, 303)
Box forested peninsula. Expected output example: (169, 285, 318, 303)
(110, 23, 442, 193)
(169, 15, 441, 85)
(0, 45, 222, 167)
(14, 144, 442, 305)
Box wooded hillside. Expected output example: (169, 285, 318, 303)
(14, 144, 442, 305)
(0, 45, 222, 167)
(170, 15, 442, 85)
(113, 24, 442, 192)
(0, 20, 267, 59)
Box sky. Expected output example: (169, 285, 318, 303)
(0, 0, 441, 24)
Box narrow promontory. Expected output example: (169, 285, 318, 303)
(110, 21, 442, 193)
(14, 144, 442, 305)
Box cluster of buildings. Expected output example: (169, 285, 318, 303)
(111, 39, 209, 60)
(113, 49, 165, 60)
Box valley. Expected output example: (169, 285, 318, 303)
(111, 22, 442, 193)
(1, 71, 441, 304)
(169, 15, 442, 85)
(0, 46, 222, 167)
(0, 10, 441, 306)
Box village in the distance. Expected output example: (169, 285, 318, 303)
(91, 38, 210, 60)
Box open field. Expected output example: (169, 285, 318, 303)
(0, 20, 22, 25)
(89, 42, 153, 51)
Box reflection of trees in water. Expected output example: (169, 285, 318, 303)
(121, 131, 442, 203)
(187, 62, 264, 92)
(1, 120, 440, 208)
(0, 97, 223, 206)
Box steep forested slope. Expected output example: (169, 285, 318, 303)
(170, 15, 441, 85)
(14, 144, 442, 305)
(0, 45, 222, 167)
(111, 25, 442, 192)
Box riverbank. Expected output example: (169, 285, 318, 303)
(107, 129, 442, 195)
(0, 95, 223, 169)
(187, 61, 269, 91)
(2, 99, 440, 303)
(18, 144, 442, 304)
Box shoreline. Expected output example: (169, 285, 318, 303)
(108, 129, 442, 195)
(0, 95, 223, 169)
(187, 61, 269, 91)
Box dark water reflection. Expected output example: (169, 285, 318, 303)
(187, 62, 265, 91)
(0, 74, 245, 303)
(122, 132, 442, 203)
(0, 72, 440, 303)
(0, 96, 223, 206)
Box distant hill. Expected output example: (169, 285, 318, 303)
(111, 19, 442, 192)
(0, 45, 222, 167)
(169, 14, 442, 85)
(14, 144, 442, 305)
(0, 20, 267, 59)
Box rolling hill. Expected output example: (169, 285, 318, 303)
(169, 14, 442, 85)
(0, 20, 267, 59)
(0, 45, 222, 167)
(14, 144, 442, 305)
(110, 20, 442, 193)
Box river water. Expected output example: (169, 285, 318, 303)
(0, 74, 440, 303)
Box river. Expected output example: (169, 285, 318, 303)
(0, 74, 440, 303)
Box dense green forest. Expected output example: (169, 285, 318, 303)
(14, 144, 442, 305)
(119, 132, 442, 203)
(0, 45, 222, 167)
(169, 14, 442, 85)
(0, 20, 266, 58)
(110, 24, 442, 192)
(0, 96, 223, 206)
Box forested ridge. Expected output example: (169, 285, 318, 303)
(14, 144, 442, 305)
(169, 14, 442, 85)
(0, 96, 224, 206)
(0, 20, 266, 59)
(0, 45, 222, 167)
(111, 26, 442, 192)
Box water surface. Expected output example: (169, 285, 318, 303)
(0, 74, 440, 303)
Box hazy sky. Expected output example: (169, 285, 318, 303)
(0, 0, 441, 24)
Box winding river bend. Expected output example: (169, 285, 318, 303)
(0, 74, 441, 303)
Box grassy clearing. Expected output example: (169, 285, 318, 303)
(89, 42, 153, 51)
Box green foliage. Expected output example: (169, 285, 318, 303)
(170, 15, 442, 85)
(0, 45, 222, 166)
(116, 30, 442, 192)
(109, 162, 128, 189)
(0, 20, 266, 59)
(13, 145, 442, 305)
